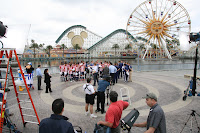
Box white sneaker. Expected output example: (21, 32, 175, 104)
(90, 114, 97, 118)
(85, 111, 89, 116)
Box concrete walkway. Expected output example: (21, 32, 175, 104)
(5, 70, 200, 133)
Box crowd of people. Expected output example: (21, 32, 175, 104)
(39, 90, 166, 133)
(59, 60, 133, 84)
(31, 61, 166, 133)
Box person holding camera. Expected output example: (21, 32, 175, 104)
(97, 91, 129, 133)
(133, 93, 166, 133)
(96, 76, 110, 114)
(83, 78, 97, 118)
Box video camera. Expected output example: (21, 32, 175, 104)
(0, 21, 7, 38)
(189, 32, 200, 43)
(103, 75, 112, 83)
(121, 108, 140, 132)
(0, 21, 7, 48)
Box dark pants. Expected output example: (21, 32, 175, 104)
(97, 91, 105, 113)
(124, 72, 128, 82)
(115, 72, 118, 84)
(37, 76, 42, 90)
(119, 69, 122, 78)
(93, 73, 98, 86)
(46, 82, 52, 93)
(111, 124, 121, 133)
(110, 73, 115, 85)
(65, 73, 68, 81)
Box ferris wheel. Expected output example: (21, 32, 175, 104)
(126, 0, 191, 59)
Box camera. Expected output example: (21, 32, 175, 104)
(0, 21, 7, 38)
(189, 32, 200, 43)
(103, 75, 112, 83)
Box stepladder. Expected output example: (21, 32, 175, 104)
(0, 48, 40, 133)
(120, 87, 131, 105)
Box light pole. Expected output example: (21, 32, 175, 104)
(137, 46, 140, 72)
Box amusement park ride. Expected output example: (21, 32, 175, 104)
(126, 0, 191, 59)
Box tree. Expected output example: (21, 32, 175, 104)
(112, 44, 119, 57)
(125, 44, 132, 50)
(150, 43, 158, 49)
(29, 39, 38, 58)
(45, 45, 53, 57)
(38, 43, 45, 58)
(39, 43, 45, 50)
(73, 44, 81, 62)
(125, 44, 132, 56)
(60, 44, 68, 58)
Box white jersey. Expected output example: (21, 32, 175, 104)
(83, 83, 95, 95)
(92, 66, 98, 73)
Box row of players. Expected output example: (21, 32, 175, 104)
(59, 61, 133, 83)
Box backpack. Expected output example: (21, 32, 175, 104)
(84, 84, 91, 92)
(94, 124, 110, 133)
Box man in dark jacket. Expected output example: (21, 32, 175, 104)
(102, 64, 109, 77)
(96, 76, 110, 114)
(39, 98, 75, 133)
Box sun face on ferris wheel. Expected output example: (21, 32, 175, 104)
(126, 0, 191, 59)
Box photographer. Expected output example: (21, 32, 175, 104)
(133, 93, 166, 133)
(96, 76, 110, 114)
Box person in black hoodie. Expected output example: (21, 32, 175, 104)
(39, 98, 75, 133)
(44, 69, 52, 93)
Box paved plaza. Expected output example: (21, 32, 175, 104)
(5, 70, 200, 133)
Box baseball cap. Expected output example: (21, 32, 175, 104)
(142, 93, 157, 101)
(28, 62, 32, 65)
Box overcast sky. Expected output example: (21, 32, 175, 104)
(1, 0, 199, 53)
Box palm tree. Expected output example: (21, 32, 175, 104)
(112, 44, 119, 57)
(150, 43, 158, 49)
(125, 44, 132, 56)
(29, 39, 38, 58)
(39, 43, 45, 50)
(73, 44, 81, 62)
(125, 44, 132, 50)
(45, 45, 53, 57)
(138, 44, 145, 50)
(60, 44, 68, 58)
(38, 43, 45, 58)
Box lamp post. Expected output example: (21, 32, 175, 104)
(192, 42, 199, 96)
(137, 46, 140, 72)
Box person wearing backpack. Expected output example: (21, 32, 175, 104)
(83, 78, 97, 118)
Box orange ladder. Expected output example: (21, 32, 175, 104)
(0, 48, 40, 132)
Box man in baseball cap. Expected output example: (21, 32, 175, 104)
(133, 92, 166, 133)
(142, 93, 158, 101)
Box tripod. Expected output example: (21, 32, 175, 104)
(180, 110, 200, 133)
(106, 84, 112, 106)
